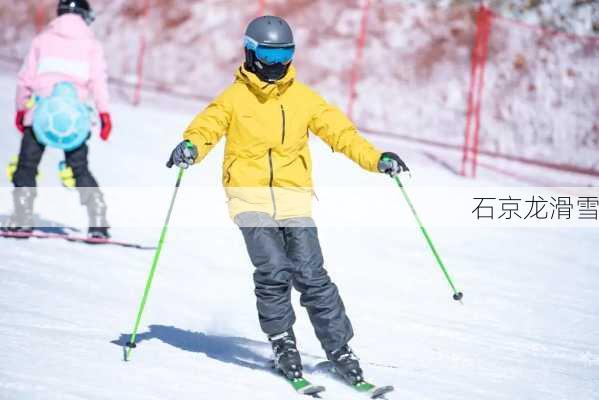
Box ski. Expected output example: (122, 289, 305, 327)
(314, 360, 393, 399)
(287, 376, 326, 397)
(352, 381, 394, 399)
(0, 231, 156, 250)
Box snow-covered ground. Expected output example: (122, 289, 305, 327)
(0, 68, 598, 400)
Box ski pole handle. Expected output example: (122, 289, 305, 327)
(166, 140, 197, 169)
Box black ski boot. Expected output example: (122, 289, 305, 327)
(269, 329, 303, 379)
(2, 188, 36, 236)
(81, 188, 110, 239)
(327, 344, 364, 385)
(88, 227, 110, 239)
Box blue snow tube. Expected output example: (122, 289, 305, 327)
(32, 82, 92, 151)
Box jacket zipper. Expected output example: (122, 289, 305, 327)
(268, 148, 277, 219)
(269, 105, 286, 218)
(280, 105, 286, 144)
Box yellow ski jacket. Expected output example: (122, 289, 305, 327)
(183, 65, 382, 220)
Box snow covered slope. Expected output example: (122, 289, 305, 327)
(0, 70, 598, 400)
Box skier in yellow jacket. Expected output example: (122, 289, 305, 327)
(167, 16, 408, 387)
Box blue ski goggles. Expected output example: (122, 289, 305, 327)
(245, 36, 295, 65)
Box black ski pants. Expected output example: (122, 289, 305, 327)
(236, 212, 354, 352)
(13, 127, 99, 189)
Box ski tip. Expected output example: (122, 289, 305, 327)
(302, 385, 326, 396)
(371, 385, 394, 399)
(354, 382, 394, 398)
(290, 377, 326, 396)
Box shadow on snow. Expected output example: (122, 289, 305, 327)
(112, 325, 331, 375)
(0, 214, 80, 235)
(113, 325, 275, 372)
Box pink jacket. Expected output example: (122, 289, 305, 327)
(16, 14, 110, 125)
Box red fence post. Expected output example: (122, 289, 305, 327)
(257, 0, 266, 16)
(460, 12, 481, 177)
(470, 7, 492, 178)
(133, 0, 150, 106)
(347, 0, 371, 121)
(35, 1, 47, 33)
(461, 5, 492, 178)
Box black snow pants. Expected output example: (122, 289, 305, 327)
(13, 127, 99, 188)
(236, 211, 354, 352)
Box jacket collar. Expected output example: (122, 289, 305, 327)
(235, 65, 296, 100)
(47, 14, 93, 39)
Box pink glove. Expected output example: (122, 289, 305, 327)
(15, 110, 26, 134)
(99, 112, 112, 141)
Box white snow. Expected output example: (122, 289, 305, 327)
(0, 65, 598, 400)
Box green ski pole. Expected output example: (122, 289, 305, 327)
(391, 174, 463, 303)
(124, 167, 185, 361)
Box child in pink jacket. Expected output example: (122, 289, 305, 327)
(5, 0, 112, 239)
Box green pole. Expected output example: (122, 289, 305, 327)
(392, 174, 463, 303)
(124, 167, 185, 361)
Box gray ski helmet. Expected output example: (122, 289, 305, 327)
(245, 15, 294, 47)
(244, 16, 295, 83)
(57, 0, 95, 25)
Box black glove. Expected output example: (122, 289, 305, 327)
(378, 152, 409, 176)
(166, 140, 198, 169)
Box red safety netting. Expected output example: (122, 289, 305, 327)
(261, 0, 365, 107)
(0, 1, 598, 179)
(475, 11, 599, 177)
(105, 0, 259, 102)
(348, 2, 475, 158)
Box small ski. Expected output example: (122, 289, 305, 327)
(352, 381, 394, 399)
(287, 377, 326, 397)
(0, 231, 156, 250)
